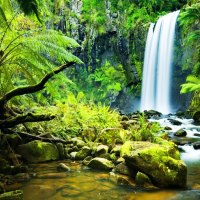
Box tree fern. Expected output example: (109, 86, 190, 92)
(0, 28, 82, 99)
(180, 75, 200, 93)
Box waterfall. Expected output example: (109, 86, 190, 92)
(140, 10, 180, 114)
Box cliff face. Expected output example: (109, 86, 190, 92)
(50, 0, 192, 113)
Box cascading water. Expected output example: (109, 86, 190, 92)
(141, 10, 180, 114)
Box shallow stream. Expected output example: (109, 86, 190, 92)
(20, 116, 200, 200)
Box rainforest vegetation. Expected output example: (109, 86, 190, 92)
(0, 0, 199, 199)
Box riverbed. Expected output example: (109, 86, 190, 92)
(20, 116, 200, 200)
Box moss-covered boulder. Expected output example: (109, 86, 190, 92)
(114, 162, 132, 176)
(88, 157, 114, 171)
(135, 172, 152, 186)
(75, 146, 91, 160)
(0, 190, 23, 200)
(174, 129, 187, 137)
(121, 141, 187, 188)
(95, 145, 109, 156)
(17, 140, 59, 163)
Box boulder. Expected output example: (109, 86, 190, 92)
(88, 157, 114, 171)
(17, 140, 59, 163)
(57, 163, 71, 172)
(75, 146, 91, 160)
(121, 141, 187, 188)
(174, 129, 187, 137)
(193, 142, 200, 150)
(168, 119, 182, 125)
(164, 126, 172, 130)
(135, 171, 151, 186)
(83, 156, 93, 165)
(111, 145, 122, 156)
(193, 111, 200, 123)
(71, 138, 85, 148)
(114, 162, 132, 176)
(0, 190, 23, 200)
(56, 143, 65, 159)
(95, 145, 109, 156)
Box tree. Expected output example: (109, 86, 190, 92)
(0, 0, 82, 130)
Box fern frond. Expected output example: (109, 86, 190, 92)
(180, 75, 200, 94)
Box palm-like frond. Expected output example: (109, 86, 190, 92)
(180, 75, 200, 93)
(179, 3, 200, 26)
(0, 29, 82, 97)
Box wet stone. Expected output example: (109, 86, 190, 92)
(193, 142, 200, 150)
(174, 129, 187, 137)
(57, 163, 71, 172)
(169, 119, 182, 125)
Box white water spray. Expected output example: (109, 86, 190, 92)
(141, 10, 180, 114)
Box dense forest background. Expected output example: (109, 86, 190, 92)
(0, 0, 199, 136)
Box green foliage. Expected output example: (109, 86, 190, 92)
(44, 92, 122, 137)
(181, 75, 200, 93)
(179, 3, 200, 75)
(130, 114, 163, 142)
(71, 61, 126, 105)
(0, 14, 81, 105)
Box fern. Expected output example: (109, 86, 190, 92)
(180, 75, 200, 93)
(0, 27, 82, 101)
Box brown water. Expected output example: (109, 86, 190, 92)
(19, 159, 200, 200)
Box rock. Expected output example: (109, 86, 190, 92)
(121, 115, 129, 121)
(121, 141, 187, 188)
(57, 163, 71, 172)
(83, 156, 93, 165)
(116, 157, 125, 164)
(144, 110, 162, 118)
(135, 172, 151, 186)
(174, 129, 187, 137)
(193, 111, 200, 123)
(111, 145, 122, 156)
(17, 140, 59, 163)
(193, 142, 200, 150)
(109, 153, 117, 162)
(109, 172, 135, 187)
(14, 173, 30, 182)
(194, 133, 200, 137)
(71, 138, 85, 148)
(70, 152, 77, 159)
(56, 143, 65, 160)
(114, 162, 132, 176)
(164, 126, 172, 130)
(88, 157, 114, 171)
(75, 146, 91, 160)
(95, 145, 109, 156)
(0, 190, 23, 200)
(168, 119, 182, 125)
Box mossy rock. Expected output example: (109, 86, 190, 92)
(174, 129, 187, 137)
(17, 140, 59, 163)
(88, 157, 114, 171)
(75, 146, 91, 160)
(135, 172, 152, 186)
(114, 162, 132, 176)
(122, 141, 187, 188)
(0, 190, 23, 200)
(95, 145, 109, 156)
